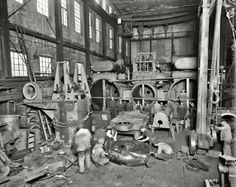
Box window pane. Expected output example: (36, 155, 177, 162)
(74, 1, 81, 33)
(15, 0, 23, 4)
(10, 51, 27, 77)
(39, 56, 52, 76)
(89, 12, 92, 39)
(96, 17, 101, 43)
(109, 27, 113, 49)
(37, 0, 49, 17)
(61, 0, 68, 26)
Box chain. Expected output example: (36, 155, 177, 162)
(52, 111, 90, 128)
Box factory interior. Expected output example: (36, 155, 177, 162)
(0, 0, 236, 186)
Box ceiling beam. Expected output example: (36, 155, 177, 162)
(122, 12, 197, 22)
(123, 14, 197, 27)
(119, 5, 198, 18)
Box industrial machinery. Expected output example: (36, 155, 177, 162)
(22, 61, 91, 145)
(105, 139, 155, 167)
(90, 52, 198, 111)
(108, 111, 149, 139)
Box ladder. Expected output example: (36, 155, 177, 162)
(15, 27, 53, 142)
(15, 26, 36, 82)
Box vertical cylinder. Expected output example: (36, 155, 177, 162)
(186, 78, 190, 113)
(196, 0, 210, 134)
(102, 79, 106, 111)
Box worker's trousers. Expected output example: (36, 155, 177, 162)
(78, 148, 91, 173)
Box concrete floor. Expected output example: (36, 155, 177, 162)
(42, 130, 220, 187)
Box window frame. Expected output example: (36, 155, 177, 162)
(10, 51, 27, 77)
(74, 1, 81, 33)
(15, 0, 23, 4)
(109, 27, 113, 49)
(37, 0, 49, 17)
(61, 0, 68, 27)
(95, 17, 101, 43)
(89, 12, 92, 39)
(39, 56, 52, 76)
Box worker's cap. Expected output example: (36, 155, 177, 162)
(98, 138, 105, 144)
(220, 120, 227, 124)
(140, 126, 146, 131)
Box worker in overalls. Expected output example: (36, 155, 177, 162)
(92, 138, 109, 167)
(134, 101, 143, 112)
(116, 99, 125, 114)
(73, 125, 92, 174)
(109, 97, 117, 119)
(152, 100, 162, 114)
(189, 102, 196, 130)
(126, 99, 134, 111)
(215, 120, 233, 156)
(153, 142, 174, 161)
(176, 101, 187, 131)
(137, 126, 155, 147)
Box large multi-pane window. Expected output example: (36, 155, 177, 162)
(89, 13, 92, 39)
(39, 56, 52, 76)
(61, 0, 68, 26)
(37, 0, 49, 17)
(74, 1, 81, 33)
(10, 52, 27, 77)
(95, 17, 101, 43)
(15, 0, 23, 4)
(109, 28, 113, 49)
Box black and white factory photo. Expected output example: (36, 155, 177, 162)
(0, 0, 235, 186)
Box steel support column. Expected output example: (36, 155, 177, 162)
(0, 0, 11, 78)
(84, 0, 91, 75)
(54, 0, 63, 61)
(196, 0, 210, 134)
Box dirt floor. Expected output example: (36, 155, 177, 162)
(18, 130, 219, 187)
